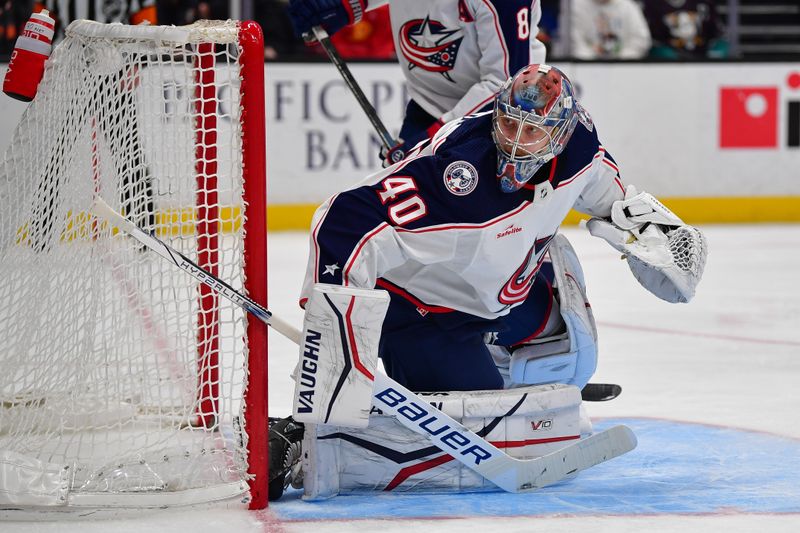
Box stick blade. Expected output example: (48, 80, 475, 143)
(515, 424, 637, 492)
(581, 383, 623, 402)
(89, 197, 138, 237)
(89, 197, 120, 224)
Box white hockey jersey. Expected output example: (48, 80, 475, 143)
(301, 112, 625, 320)
(364, 0, 546, 122)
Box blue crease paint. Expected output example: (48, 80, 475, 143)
(272, 418, 800, 520)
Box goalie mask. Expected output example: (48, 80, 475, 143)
(492, 64, 581, 193)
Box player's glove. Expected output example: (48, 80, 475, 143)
(287, 0, 366, 39)
(381, 118, 444, 167)
(586, 185, 708, 303)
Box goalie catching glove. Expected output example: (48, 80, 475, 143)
(586, 185, 707, 303)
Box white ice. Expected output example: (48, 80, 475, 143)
(3, 224, 799, 533)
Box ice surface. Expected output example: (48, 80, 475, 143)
(4, 224, 799, 532)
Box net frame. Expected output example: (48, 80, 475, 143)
(0, 19, 268, 511)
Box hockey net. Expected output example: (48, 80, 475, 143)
(0, 20, 268, 510)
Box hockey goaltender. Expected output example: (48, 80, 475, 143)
(268, 64, 707, 501)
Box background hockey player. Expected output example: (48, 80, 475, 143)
(270, 64, 707, 499)
(286, 0, 547, 165)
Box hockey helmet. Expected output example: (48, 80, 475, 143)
(492, 64, 581, 193)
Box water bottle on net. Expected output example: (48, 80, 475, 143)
(3, 10, 56, 102)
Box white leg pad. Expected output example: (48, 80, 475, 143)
(293, 283, 389, 428)
(301, 383, 582, 499)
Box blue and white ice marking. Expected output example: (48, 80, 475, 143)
(272, 418, 800, 520)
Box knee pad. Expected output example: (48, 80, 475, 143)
(508, 234, 598, 389)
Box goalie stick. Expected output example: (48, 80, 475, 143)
(90, 198, 637, 493)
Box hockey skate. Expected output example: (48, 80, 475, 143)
(268, 416, 305, 501)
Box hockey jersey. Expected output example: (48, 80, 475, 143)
(301, 112, 625, 320)
(365, 0, 546, 122)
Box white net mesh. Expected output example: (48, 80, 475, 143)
(0, 20, 262, 509)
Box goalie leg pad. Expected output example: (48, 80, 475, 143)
(292, 283, 389, 428)
(301, 384, 582, 499)
(509, 234, 598, 389)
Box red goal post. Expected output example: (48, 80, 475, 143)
(0, 20, 268, 511)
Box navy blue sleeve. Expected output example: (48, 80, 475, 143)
(488, 0, 539, 73)
(311, 186, 391, 287)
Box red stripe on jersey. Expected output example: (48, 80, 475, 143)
(548, 156, 559, 182)
(555, 155, 599, 189)
(376, 279, 455, 313)
(597, 147, 625, 193)
(479, 0, 510, 77)
(431, 133, 450, 153)
(602, 157, 619, 174)
(520, 156, 558, 191)
(600, 149, 620, 175)
(465, 93, 496, 115)
(395, 201, 531, 234)
(343, 222, 391, 286)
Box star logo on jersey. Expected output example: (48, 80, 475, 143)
(398, 17, 464, 82)
(443, 161, 478, 196)
(323, 263, 340, 276)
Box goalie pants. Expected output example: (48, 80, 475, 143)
(378, 263, 556, 392)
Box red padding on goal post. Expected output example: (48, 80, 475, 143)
(239, 20, 269, 510)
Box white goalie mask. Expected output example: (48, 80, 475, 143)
(492, 65, 582, 193)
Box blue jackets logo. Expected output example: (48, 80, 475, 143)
(398, 17, 463, 82)
(443, 161, 478, 196)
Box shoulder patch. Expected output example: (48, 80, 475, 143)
(443, 161, 479, 196)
